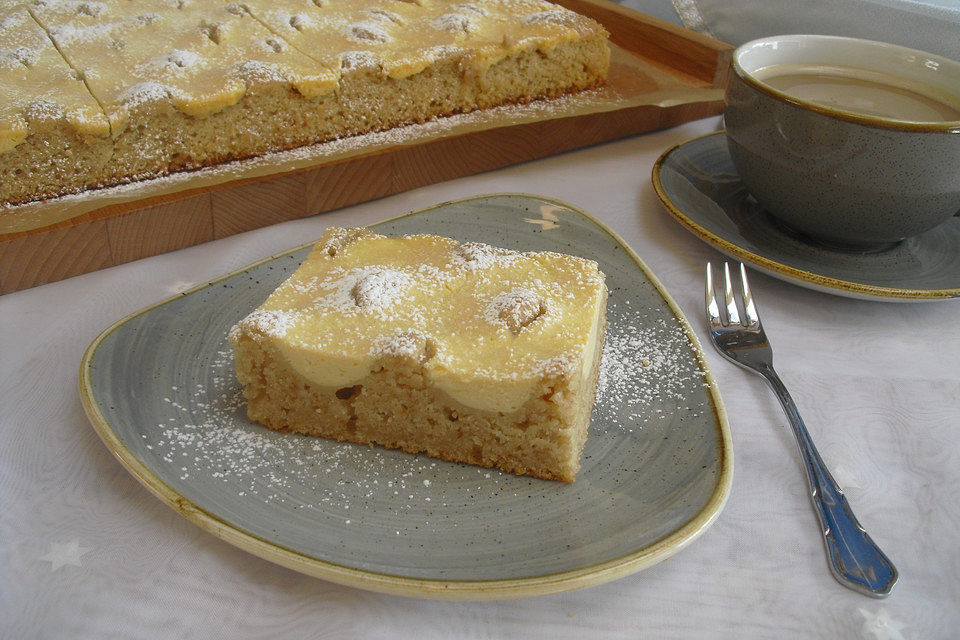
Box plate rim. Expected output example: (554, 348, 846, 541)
(651, 131, 960, 302)
(78, 192, 733, 600)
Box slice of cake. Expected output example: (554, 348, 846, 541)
(228, 227, 608, 482)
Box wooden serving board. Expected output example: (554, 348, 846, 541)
(0, 0, 731, 294)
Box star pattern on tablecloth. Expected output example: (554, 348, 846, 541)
(830, 464, 863, 491)
(164, 279, 196, 294)
(39, 540, 91, 572)
(859, 607, 907, 640)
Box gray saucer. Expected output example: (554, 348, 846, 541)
(652, 131, 960, 302)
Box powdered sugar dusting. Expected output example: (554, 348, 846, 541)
(595, 299, 710, 431)
(139, 278, 715, 530)
(522, 9, 581, 28)
(24, 100, 64, 122)
(483, 289, 547, 334)
(454, 3, 488, 16)
(232, 308, 299, 339)
(48, 21, 119, 47)
(370, 329, 435, 360)
(311, 266, 413, 317)
(345, 21, 391, 43)
(0, 45, 40, 69)
(452, 241, 519, 271)
(0, 9, 28, 31)
(367, 8, 403, 24)
(141, 48, 201, 74)
(287, 12, 315, 31)
(317, 226, 370, 257)
(432, 12, 473, 33)
(118, 81, 170, 108)
(351, 268, 411, 310)
(541, 354, 575, 378)
(234, 59, 285, 84)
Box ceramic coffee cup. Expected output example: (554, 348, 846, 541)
(724, 35, 960, 249)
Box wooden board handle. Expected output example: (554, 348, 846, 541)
(553, 0, 732, 86)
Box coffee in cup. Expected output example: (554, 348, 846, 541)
(754, 64, 960, 122)
(724, 35, 960, 248)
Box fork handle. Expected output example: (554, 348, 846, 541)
(758, 364, 898, 597)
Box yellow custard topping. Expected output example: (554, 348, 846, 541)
(0, 6, 109, 152)
(232, 227, 607, 413)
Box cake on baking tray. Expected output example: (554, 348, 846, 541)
(0, 0, 610, 206)
(0, 5, 113, 205)
(228, 227, 608, 482)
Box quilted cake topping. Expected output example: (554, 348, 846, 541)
(242, 0, 601, 80)
(2, 0, 605, 148)
(29, 0, 338, 132)
(0, 6, 109, 152)
(234, 227, 606, 412)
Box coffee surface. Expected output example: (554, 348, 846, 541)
(755, 64, 960, 122)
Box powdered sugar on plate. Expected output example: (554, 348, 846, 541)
(595, 298, 710, 431)
(151, 290, 709, 522)
(152, 345, 512, 519)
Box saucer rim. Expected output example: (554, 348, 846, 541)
(651, 130, 960, 302)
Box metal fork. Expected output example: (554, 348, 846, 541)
(706, 262, 898, 597)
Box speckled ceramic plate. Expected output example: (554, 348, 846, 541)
(80, 193, 732, 600)
(653, 131, 960, 302)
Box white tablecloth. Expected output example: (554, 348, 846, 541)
(3, 115, 959, 639)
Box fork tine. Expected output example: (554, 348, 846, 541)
(706, 262, 722, 328)
(739, 263, 761, 328)
(723, 262, 741, 325)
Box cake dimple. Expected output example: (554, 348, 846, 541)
(30, 0, 339, 124)
(229, 227, 608, 481)
(484, 288, 547, 334)
(349, 267, 413, 311)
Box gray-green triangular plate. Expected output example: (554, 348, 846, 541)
(653, 131, 960, 302)
(80, 193, 732, 600)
